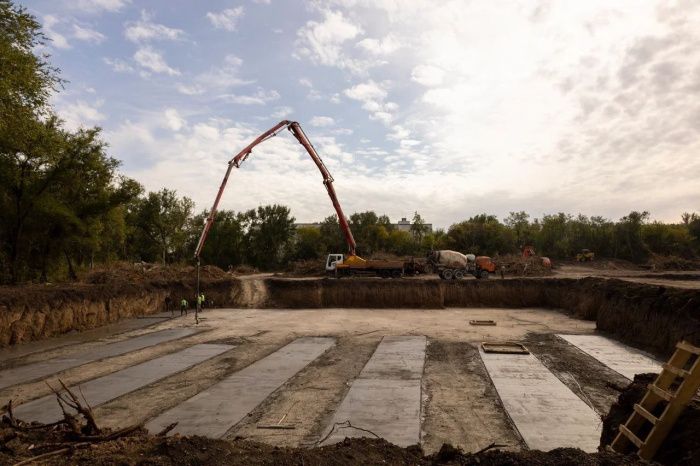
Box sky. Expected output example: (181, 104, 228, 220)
(22, 0, 700, 228)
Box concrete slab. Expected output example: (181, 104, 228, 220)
(145, 337, 335, 438)
(480, 349, 601, 452)
(322, 335, 426, 447)
(0, 328, 198, 390)
(558, 334, 661, 380)
(360, 335, 426, 379)
(13, 343, 232, 423)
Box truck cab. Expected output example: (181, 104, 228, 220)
(326, 254, 344, 273)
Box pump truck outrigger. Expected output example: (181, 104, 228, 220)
(193, 120, 404, 279)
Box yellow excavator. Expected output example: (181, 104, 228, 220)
(576, 249, 595, 262)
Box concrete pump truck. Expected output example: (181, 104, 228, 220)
(194, 120, 405, 279)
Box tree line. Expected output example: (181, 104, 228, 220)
(1, 1, 699, 283)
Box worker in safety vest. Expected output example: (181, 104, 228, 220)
(180, 298, 188, 316)
(198, 293, 206, 310)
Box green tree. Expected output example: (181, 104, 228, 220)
(410, 211, 429, 243)
(294, 227, 323, 260)
(318, 215, 346, 254)
(245, 204, 295, 269)
(129, 189, 194, 264)
(192, 209, 246, 269)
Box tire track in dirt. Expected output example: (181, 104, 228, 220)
(524, 332, 630, 417)
(421, 340, 524, 454)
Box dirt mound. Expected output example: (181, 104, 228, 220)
(0, 419, 645, 466)
(600, 373, 700, 465)
(496, 254, 553, 277)
(285, 259, 325, 277)
(84, 262, 229, 285)
(647, 255, 700, 271)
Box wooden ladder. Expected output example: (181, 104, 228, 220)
(611, 340, 700, 461)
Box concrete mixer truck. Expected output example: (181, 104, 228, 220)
(427, 250, 497, 279)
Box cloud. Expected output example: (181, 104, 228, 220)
(295, 10, 369, 73)
(103, 57, 134, 73)
(176, 54, 253, 95)
(221, 88, 280, 105)
(163, 108, 186, 131)
(133, 46, 180, 75)
(69, 0, 130, 13)
(356, 35, 400, 55)
(43, 15, 71, 49)
(310, 116, 335, 127)
(271, 106, 294, 118)
(125, 11, 184, 42)
(206, 7, 245, 31)
(72, 24, 106, 43)
(176, 84, 205, 95)
(411, 64, 444, 86)
(343, 80, 397, 124)
(59, 100, 106, 131)
(299, 78, 313, 88)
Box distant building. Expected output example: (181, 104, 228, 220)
(395, 217, 433, 233)
(295, 217, 432, 233)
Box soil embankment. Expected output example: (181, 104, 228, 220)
(1, 276, 698, 355)
(0, 278, 243, 346)
(266, 277, 700, 355)
(600, 373, 700, 465)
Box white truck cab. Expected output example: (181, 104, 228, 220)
(325, 254, 344, 272)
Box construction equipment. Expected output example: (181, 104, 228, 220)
(194, 120, 401, 279)
(610, 340, 700, 461)
(427, 250, 497, 279)
(576, 249, 595, 262)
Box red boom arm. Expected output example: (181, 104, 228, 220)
(194, 120, 357, 259)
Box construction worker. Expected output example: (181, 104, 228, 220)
(180, 298, 188, 316)
(199, 293, 206, 310)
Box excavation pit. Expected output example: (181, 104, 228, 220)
(1, 276, 698, 465)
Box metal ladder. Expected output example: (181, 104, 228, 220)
(611, 340, 700, 461)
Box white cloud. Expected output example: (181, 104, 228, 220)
(103, 57, 134, 73)
(356, 35, 400, 55)
(125, 11, 184, 43)
(299, 78, 313, 88)
(221, 88, 280, 105)
(411, 64, 445, 86)
(163, 108, 186, 131)
(133, 46, 180, 76)
(44, 15, 70, 49)
(295, 10, 367, 72)
(344, 80, 387, 102)
(176, 84, 205, 95)
(70, 0, 130, 13)
(206, 7, 245, 31)
(343, 80, 397, 124)
(310, 116, 335, 127)
(271, 106, 294, 118)
(72, 24, 106, 44)
(176, 54, 252, 95)
(59, 100, 106, 131)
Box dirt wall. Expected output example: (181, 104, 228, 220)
(1, 277, 698, 356)
(266, 277, 699, 356)
(0, 279, 242, 347)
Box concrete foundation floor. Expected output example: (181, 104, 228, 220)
(2, 306, 639, 454)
